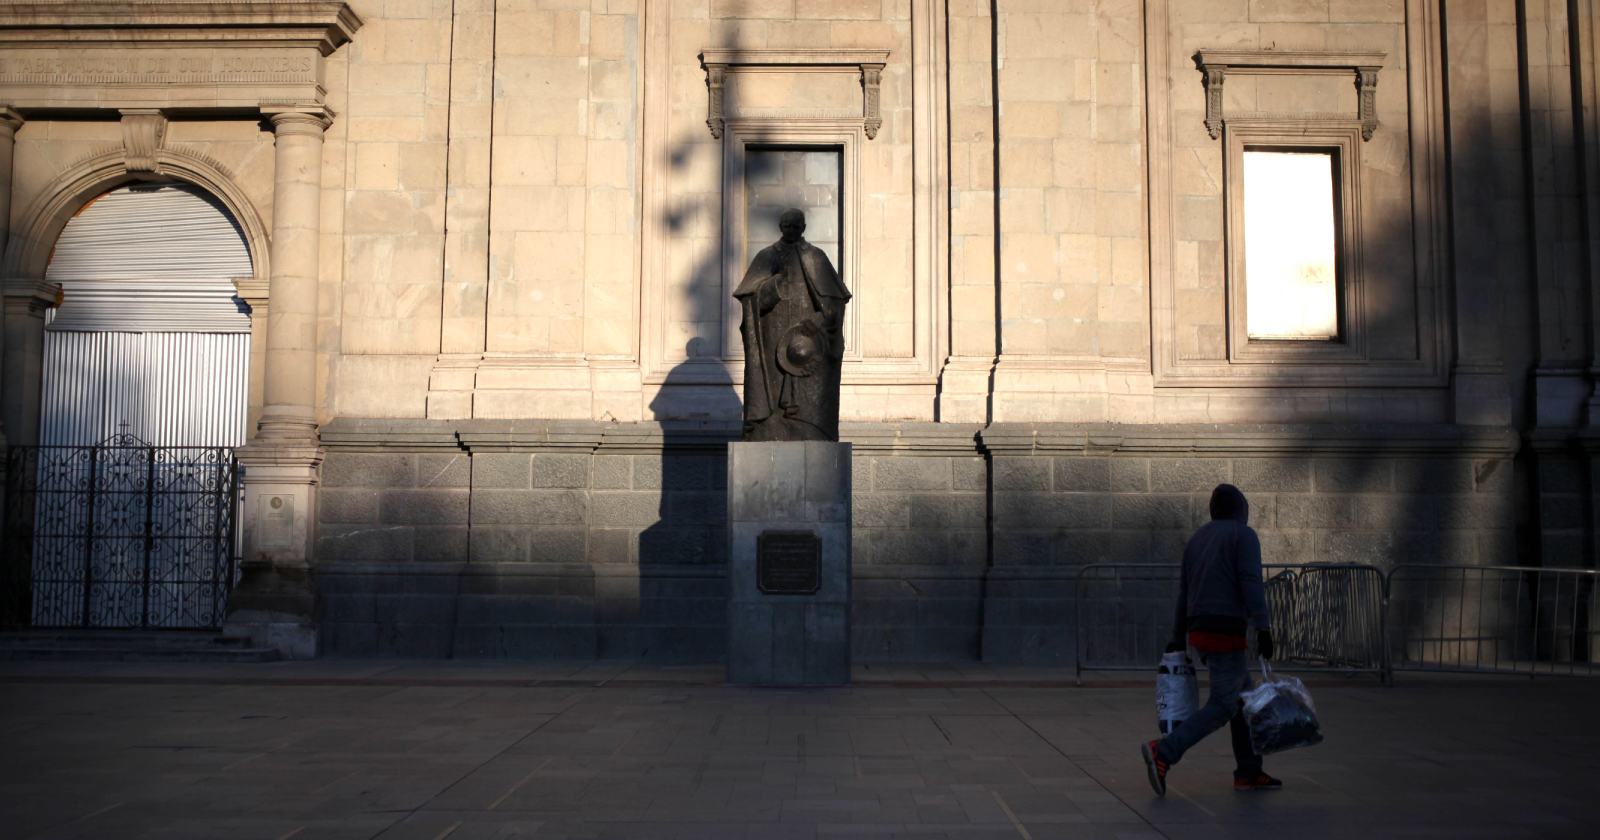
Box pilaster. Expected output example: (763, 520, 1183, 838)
(1, 279, 55, 448)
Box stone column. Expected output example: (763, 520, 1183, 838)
(0, 106, 18, 624)
(0, 106, 18, 449)
(0, 108, 20, 444)
(225, 108, 331, 658)
(256, 110, 328, 443)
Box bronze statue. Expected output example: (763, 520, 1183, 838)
(734, 208, 851, 441)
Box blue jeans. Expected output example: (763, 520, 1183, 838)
(1156, 648, 1263, 778)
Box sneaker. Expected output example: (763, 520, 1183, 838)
(1233, 772, 1283, 791)
(1141, 739, 1169, 796)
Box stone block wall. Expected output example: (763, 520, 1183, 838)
(978, 424, 1521, 663)
(848, 426, 988, 660)
(311, 420, 1519, 663)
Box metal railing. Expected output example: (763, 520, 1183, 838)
(1387, 564, 1598, 677)
(1073, 562, 1599, 683)
(1073, 562, 1387, 683)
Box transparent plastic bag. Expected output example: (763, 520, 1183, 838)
(1155, 650, 1199, 734)
(1241, 658, 1324, 755)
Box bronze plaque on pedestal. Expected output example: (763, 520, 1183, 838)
(757, 530, 821, 595)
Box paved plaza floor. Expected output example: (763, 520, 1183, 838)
(1, 660, 1597, 839)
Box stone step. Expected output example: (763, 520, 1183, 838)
(0, 630, 281, 662)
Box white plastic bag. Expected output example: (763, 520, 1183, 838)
(1155, 650, 1199, 734)
(1241, 658, 1323, 755)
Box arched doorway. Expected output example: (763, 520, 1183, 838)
(41, 182, 252, 446)
(15, 182, 252, 629)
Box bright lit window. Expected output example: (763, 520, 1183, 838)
(1242, 149, 1339, 340)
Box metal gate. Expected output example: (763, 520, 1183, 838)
(2, 432, 238, 629)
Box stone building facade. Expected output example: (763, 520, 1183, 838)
(0, 1, 1593, 661)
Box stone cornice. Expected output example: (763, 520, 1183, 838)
(598, 421, 740, 453)
(0, 2, 362, 54)
(316, 420, 1521, 459)
(699, 48, 891, 140)
(979, 423, 1519, 457)
(317, 419, 466, 451)
(841, 422, 983, 457)
(1194, 49, 1385, 141)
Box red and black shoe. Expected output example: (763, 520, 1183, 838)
(1233, 771, 1283, 791)
(1140, 739, 1169, 796)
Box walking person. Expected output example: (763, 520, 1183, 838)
(1140, 483, 1282, 795)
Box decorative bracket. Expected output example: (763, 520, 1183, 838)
(1194, 50, 1386, 141)
(1202, 65, 1225, 140)
(699, 49, 891, 140)
(705, 63, 727, 139)
(119, 109, 167, 173)
(1356, 65, 1381, 140)
(861, 64, 884, 139)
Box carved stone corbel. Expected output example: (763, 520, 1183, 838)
(1202, 65, 1226, 140)
(119, 109, 167, 173)
(1357, 65, 1380, 141)
(704, 63, 727, 139)
(861, 63, 884, 140)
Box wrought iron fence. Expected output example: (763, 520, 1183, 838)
(2, 434, 238, 629)
(1386, 564, 1598, 677)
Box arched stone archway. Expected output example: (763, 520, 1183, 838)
(1, 147, 272, 448)
(2, 146, 270, 286)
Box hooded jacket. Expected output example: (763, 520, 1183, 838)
(1170, 484, 1271, 645)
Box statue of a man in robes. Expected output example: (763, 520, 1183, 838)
(733, 208, 852, 441)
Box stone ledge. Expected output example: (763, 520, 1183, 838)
(842, 422, 984, 456)
(318, 419, 463, 450)
(317, 420, 1518, 458)
(980, 423, 1520, 457)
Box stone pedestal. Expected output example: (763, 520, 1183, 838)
(223, 443, 323, 659)
(727, 441, 852, 686)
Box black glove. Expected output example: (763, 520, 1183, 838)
(1165, 641, 1185, 653)
(1257, 629, 1275, 661)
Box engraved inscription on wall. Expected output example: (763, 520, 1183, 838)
(0, 49, 317, 85)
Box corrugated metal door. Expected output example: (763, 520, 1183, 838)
(26, 182, 253, 628)
(42, 182, 253, 446)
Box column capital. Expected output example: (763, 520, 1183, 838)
(0, 106, 21, 136)
(263, 106, 333, 136)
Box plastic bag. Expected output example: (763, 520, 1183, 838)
(1155, 650, 1199, 734)
(1241, 658, 1324, 755)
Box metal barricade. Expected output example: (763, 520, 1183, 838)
(1386, 564, 1599, 677)
(1275, 564, 1387, 672)
(1073, 562, 1388, 683)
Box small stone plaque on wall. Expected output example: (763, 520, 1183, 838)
(757, 530, 821, 595)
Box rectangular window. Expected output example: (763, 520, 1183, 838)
(1242, 149, 1340, 341)
(1222, 121, 1363, 365)
(744, 146, 843, 271)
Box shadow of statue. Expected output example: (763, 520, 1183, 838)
(607, 338, 739, 661)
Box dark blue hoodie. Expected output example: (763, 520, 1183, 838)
(1170, 483, 1271, 644)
